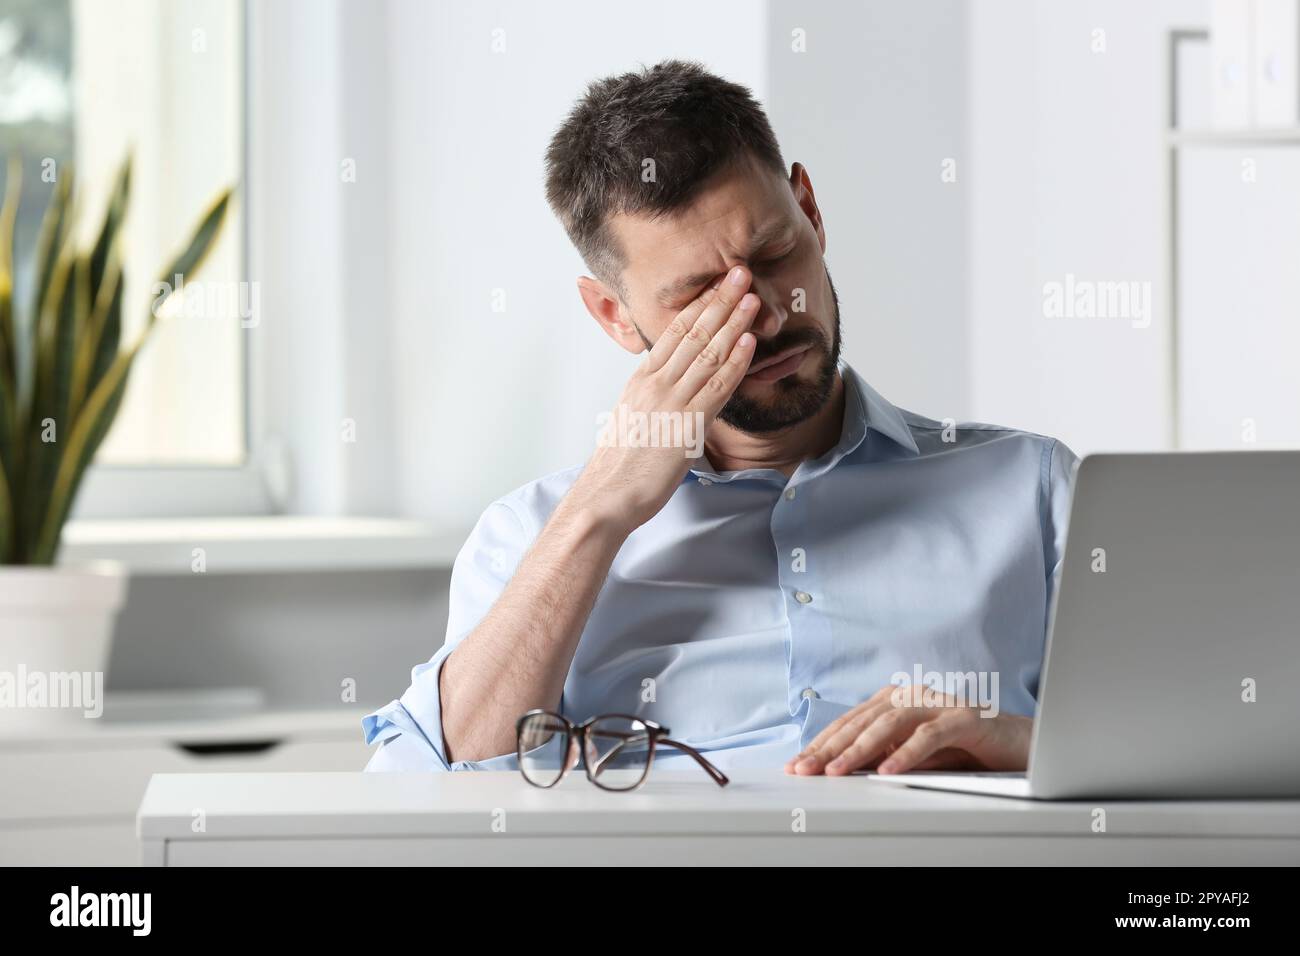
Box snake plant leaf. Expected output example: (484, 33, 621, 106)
(88, 157, 131, 303)
(23, 175, 77, 529)
(32, 171, 73, 347)
(0, 157, 19, 403)
(70, 238, 123, 420)
(21, 245, 81, 560)
(0, 158, 20, 560)
(0, 361, 9, 562)
(0, 455, 10, 563)
(33, 188, 233, 564)
(149, 189, 232, 323)
(0, 315, 10, 564)
(29, 365, 125, 565)
(70, 158, 131, 417)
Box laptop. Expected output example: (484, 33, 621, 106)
(866, 451, 1300, 800)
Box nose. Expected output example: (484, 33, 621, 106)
(746, 275, 788, 338)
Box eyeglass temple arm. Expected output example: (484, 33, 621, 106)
(587, 730, 666, 776)
(658, 737, 730, 787)
(588, 730, 648, 776)
(586, 731, 729, 786)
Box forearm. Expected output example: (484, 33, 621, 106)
(438, 270, 758, 764)
(438, 484, 630, 763)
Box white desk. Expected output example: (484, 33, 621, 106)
(0, 707, 369, 866)
(137, 770, 1300, 865)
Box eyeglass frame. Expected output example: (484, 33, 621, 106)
(515, 709, 729, 790)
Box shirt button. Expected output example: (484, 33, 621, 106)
(793, 590, 813, 605)
(784, 487, 796, 501)
(801, 687, 819, 700)
(698, 477, 713, 486)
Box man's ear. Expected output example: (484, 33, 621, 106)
(577, 276, 646, 355)
(789, 162, 826, 255)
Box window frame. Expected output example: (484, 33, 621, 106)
(72, 0, 273, 519)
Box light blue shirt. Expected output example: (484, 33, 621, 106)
(363, 365, 1077, 772)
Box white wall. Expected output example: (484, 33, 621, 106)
(1178, 147, 1300, 450)
(766, 0, 970, 420)
(968, 0, 1209, 454)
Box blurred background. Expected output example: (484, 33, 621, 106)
(1, 0, 1295, 862)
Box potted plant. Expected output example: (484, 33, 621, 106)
(0, 156, 231, 726)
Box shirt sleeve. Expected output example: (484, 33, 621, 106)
(1020, 438, 1079, 707)
(1029, 442, 1081, 702)
(1042, 439, 1079, 602)
(361, 500, 532, 772)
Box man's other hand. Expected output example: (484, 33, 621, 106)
(784, 684, 1033, 776)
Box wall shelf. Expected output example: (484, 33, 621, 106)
(58, 516, 468, 576)
(1167, 128, 1300, 145)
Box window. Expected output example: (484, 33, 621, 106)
(1, 0, 247, 483)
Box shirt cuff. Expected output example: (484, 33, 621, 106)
(361, 649, 524, 772)
(362, 649, 455, 771)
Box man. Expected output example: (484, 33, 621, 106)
(364, 60, 1076, 777)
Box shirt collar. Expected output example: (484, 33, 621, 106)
(688, 364, 918, 482)
(842, 364, 920, 459)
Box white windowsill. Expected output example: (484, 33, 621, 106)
(58, 516, 468, 576)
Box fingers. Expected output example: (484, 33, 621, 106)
(788, 708, 861, 766)
(875, 720, 961, 775)
(689, 329, 756, 417)
(784, 686, 900, 775)
(822, 708, 930, 775)
(677, 291, 760, 398)
(643, 286, 718, 373)
(660, 266, 753, 381)
(786, 701, 888, 775)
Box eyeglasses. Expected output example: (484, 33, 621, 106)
(516, 710, 729, 791)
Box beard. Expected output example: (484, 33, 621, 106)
(716, 266, 842, 434)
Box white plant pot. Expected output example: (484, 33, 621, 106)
(0, 561, 128, 730)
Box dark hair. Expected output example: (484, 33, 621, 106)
(544, 59, 785, 290)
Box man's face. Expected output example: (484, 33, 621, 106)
(606, 157, 840, 433)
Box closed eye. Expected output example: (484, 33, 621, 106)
(664, 240, 796, 310)
(758, 243, 796, 266)
(670, 279, 723, 311)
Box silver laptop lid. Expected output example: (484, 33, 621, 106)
(1028, 452, 1300, 799)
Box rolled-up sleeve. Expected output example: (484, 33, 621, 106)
(362, 500, 531, 771)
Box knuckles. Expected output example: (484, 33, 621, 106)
(877, 709, 905, 731)
(694, 346, 722, 368)
(913, 721, 943, 740)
